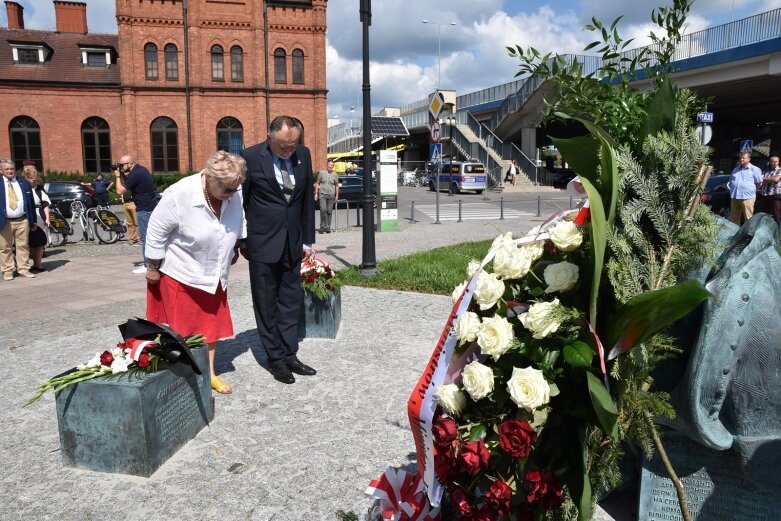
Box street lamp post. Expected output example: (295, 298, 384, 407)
(446, 114, 456, 195)
(350, 106, 355, 134)
(421, 19, 456, 91)
(359, 0, 376, 275)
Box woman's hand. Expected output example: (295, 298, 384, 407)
(146, 270, 161, 285)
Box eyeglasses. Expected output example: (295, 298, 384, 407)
(218, 180, 240, 194)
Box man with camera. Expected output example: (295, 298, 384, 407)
(113, 155, 158, 274)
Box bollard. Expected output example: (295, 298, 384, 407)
(569, 195, 573, 209)
(458, 199, 463, 222)
(411, 201, 416, 223)
(500, 197, 505, 220)
(537, 195, 541, 217)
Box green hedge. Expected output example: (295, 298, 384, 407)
(42, 170, 193, 204)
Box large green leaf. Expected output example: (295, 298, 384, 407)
(586, 371, 619, 439)
(571, 174, 606, 328)
(563, 341, 594, 368)
(552, 135, 601, 190)
(637, 76, 676, 152)
(561, 424, 593, 521)
(606, 279, 713, 360)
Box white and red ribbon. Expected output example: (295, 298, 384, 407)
(125, 338, 154, 361)
(365, 468, 440, 521)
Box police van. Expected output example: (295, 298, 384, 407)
(428, 161, 487, 194)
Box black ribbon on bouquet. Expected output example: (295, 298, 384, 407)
(118, 317, 203, 375)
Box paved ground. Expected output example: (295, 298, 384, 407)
(0, 207, 632, 520)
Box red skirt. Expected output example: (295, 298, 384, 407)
(146, 273, 233, 344)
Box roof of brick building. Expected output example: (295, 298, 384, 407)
(0, 28, 119, 85)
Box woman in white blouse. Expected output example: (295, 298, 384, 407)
(22, 165, 50, 272)
(145, 151, 246, 395)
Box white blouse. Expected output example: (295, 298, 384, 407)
(145, 172, 245, 294)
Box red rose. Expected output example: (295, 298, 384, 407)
(458, 439, 490, 475)
(467, 505, 498, 521)
(433, 416, 458, 448)
(498, 419, 537, 458)
(484, 480, 512, 516)
(99, 350, 114, 366)
(449, 487, 472, 516)
(525, 469, 565, 509)
(434, 443, 457, 480)
(136, 352, 151, 369)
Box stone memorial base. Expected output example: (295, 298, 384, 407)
(299, 287, 341, 339)
(55, 345, 213, 477)
(639, 429, 781, 520)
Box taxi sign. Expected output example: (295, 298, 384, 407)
(697, 112, 714, 123)
(429, 91, 445, 119)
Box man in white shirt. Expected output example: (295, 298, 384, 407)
(0, 158, 37, 280)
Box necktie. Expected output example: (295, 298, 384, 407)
(6, 179, 18, 210)
(278, 158, 294, 202)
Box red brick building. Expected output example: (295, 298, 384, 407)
(0, 0, 328, 174)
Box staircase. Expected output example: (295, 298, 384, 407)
(454, 124, 560, 192)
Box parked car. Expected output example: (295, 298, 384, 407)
(428, 161, 487, 194)
(44, 181, 97, 216)
(546, 167, 576, 188)
(700, 174, 731, 217)
(336, 175, 376, 208)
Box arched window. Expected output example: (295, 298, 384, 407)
(144, 43, 158, 80)
(292, 49, 304, 84)
(211, 45, 224, 81)
(150, 117, 179, 172)
(9, 116, 42, 171)
(230, 45, 243, 82)
(164, 43, 178, 80)
(216, 117, 243, 154)
(81, 117, 112, 174)
(274, 48, 286, 83)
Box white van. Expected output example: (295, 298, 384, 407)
(428, 161, 487, 194)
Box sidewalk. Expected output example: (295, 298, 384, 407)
(0, 213, 629, 521)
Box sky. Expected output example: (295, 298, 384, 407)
(5, 0, 781, 124)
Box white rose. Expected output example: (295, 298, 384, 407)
(454, 311, 481, 343)
(435, 383, 466, 416)
(466, 259, 481, 278)
(462, 361, 495, 401)
(477, 314, 515, 361)
(491, 231, 515, 250)
(525, 225, 542, 237)
(522, 240, 545, 263)
(111, 357, 130, 373)
(474, 271, 505, 310)
(519, 298, 564, 339)
(506, 366, 551, 412)
(549, 220, 583, 252)
(501, 246, 534, 280)
(452, 280, 468, 304)
(543, 261, 579, 293)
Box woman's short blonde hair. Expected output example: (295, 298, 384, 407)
(22, 165, 40, 181)
(204, 151, 246, 184)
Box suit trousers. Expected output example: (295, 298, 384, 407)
(0, 218, 31, 275)
(248, 247, 302, 365)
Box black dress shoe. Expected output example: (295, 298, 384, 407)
(268, 362, 295, 384)
(287, 358, 317, 376)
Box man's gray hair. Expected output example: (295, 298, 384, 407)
(0, 157, 14, 167)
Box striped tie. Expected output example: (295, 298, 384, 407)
(278, 159, 294, 202)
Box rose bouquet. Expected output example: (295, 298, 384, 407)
(24, 332, 205, 407)
(301, 255, 342, 300)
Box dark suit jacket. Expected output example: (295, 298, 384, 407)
(241, 140, 315, 263)
(0, 176, 36, 230)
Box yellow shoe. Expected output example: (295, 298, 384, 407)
(211, 376, 233, 394)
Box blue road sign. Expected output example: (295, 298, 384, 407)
(697, 112, 714, 123)
(429, 143, 443, 163)
(740, 140, 753, 153)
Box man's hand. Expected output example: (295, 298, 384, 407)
(231, 246, 240, 265)
(303, 247, 315, 262)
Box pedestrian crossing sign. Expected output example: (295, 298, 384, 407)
(740, 140, 753, 153)
(429, 143, 443, 163)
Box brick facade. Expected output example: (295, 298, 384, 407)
(0, 0, 328, 174)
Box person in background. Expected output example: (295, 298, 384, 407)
(113, 155, 158, 273)
(145, 151, 247, 395)
(240, 115, 317, 385)
(82, 173, 113, 206)
(729, 151, 762, 225)
(0, 157, 37, 280)
(505, 159, 519, 186)
(314, 158, 340, 233)
(757, 154, 781, 225)
(22, 165, 50, 272)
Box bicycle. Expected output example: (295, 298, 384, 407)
(47, 208, 73, 247)
(69, 201, 125, 244)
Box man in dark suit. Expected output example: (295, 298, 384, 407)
(1, 157, 37, 280)
(241, 116, 317, 384)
